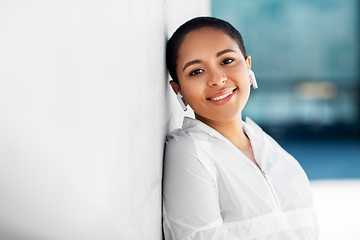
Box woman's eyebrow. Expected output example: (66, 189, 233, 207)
(216, 49, 236, 57)
(183, 59, 202, 71)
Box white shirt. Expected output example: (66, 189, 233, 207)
(163, 117, 318, 240)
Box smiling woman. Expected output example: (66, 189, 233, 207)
(163, 17, 319, 240)
(172, 27, 252, 131)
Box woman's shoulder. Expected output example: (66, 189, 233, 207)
(165, 127, 197, 156)
(166, 117, 212, 153)
(164, 121, 217, 187)
(164, 118, 217, 172)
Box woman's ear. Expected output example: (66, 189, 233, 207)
(169, 80, 180, 95)
(245, 55, 252, 70)
(169, 81, 188, 110)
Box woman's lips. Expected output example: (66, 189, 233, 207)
(208, 88, 237, 101)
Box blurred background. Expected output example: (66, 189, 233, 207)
(212, 0, 360, 239)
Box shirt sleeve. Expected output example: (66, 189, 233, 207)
(162, 133, 238, 240)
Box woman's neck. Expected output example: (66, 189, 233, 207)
(195, 113, 248, 149)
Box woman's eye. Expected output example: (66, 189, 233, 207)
(221, 58, 234, 65)
(190, 69, 204, 76)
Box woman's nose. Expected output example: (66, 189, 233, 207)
(208, 69, 227, 87)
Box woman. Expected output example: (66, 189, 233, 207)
(163, 16, 318, 240)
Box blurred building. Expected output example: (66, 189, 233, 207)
(212, 0, 360, 141)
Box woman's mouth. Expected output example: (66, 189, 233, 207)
(209, 88, 237, 101)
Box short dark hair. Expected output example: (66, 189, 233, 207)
(166, 16, 247, 85)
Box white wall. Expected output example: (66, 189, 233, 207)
(0, 1, 209, 239)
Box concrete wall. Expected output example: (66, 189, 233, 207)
(0, 1, 209, 239)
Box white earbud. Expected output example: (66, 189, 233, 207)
(248, 69, 258, 89)
(177, 92, 187, 111)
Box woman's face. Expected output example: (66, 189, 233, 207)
(173, 27, 252, 124)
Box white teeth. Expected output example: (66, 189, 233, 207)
(210, 91, 233, 101)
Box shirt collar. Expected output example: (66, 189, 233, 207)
(181, 117, 223, 139)
(181, 116, 264, 165)
(182, 117, 256, 141)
